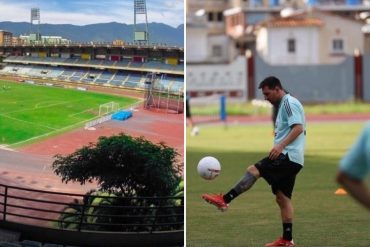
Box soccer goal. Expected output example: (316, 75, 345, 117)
(143, 73, 184, 114)
(98, 102, 120, 117)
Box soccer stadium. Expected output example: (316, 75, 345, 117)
(0, 1, 184, 246)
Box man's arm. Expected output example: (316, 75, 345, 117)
(336, 171, 370, 210)
(269, 124, 303, 160)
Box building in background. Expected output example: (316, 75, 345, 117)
(19, 35, 71, 45)
(256, 9, 365, 65)
(187, 0, 370, 102)
(224, 0, 370, 55)
(0, 30, 13, 46)
(187, 0, 247, 101)
(113, 39, 126, 46)
(11, 36, 23, 46)
(187, 0, 232, 64)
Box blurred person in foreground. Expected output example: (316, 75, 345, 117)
(336, 122, 370, 210)
(202, 76, 306, 247)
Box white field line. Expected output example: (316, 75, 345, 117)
(0, 99, 87, 131)
(3, 99, 84, 115)
(34, 100, 65, 108)
(0, 145, 16, 151)
(9, 100, 143, 147)
(68, 106, 97, 118)
(8, 116, 99, 147)
(0, 113, 57, 131)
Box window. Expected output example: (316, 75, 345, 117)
(287, 39, 295, 53)
(332, 39, 344, 53)
(212, 45, 222, 57)
(208, 12, 214, 22)
(217, 12, 223, 22)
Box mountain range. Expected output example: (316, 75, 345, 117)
(0, 22, 184, 46)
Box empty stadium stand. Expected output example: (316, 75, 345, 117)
(0, 56, 184, 94)
(3, 56, 183, 74)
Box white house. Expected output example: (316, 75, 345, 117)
(256, 9, 365, 64)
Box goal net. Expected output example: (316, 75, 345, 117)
(98, 102, 120, 117)
(143, 73, 184, 114)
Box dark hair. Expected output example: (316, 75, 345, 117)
(258, 76, 283, 89)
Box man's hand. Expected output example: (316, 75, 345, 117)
(270, 124, 303, 160)
(269, 144, 284, 160)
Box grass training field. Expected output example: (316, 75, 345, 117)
(187, 121, 370, 246)
(0, 80, 138, 146)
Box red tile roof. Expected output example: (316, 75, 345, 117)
(262, 17, 323, 28)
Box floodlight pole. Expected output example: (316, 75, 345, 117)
(30, 8, 41, 44)
(134, 0, 149, 44)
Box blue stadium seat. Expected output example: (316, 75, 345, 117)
(43, 244, 63, 247)
(0, 243, 22, 247)
(20, 240, 42, 247)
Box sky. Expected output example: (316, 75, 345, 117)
(0, 0, 184, 27)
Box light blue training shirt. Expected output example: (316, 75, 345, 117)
(340, 122, 370, 180)
(274, 94, 306, 166)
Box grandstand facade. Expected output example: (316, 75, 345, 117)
(0, 44, 184, 112)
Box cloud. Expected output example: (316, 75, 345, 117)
(0, 0, 183, 27)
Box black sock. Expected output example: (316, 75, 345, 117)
(223, 172, 257, 203)
(283, 223, 293, 241)
(223, 189, 238, 203)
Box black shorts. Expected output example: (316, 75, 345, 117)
(255, 153, 302, 199)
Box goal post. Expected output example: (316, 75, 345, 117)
(98, 101, 120, 117)
(143, 73, 184, 114)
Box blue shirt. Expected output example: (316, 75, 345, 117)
(340, 122, 370, 180)
(274, 94, 306, 166)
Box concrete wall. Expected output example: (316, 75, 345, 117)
(187, 55, 247, 100)
(207, 35, 232, 63)
(187, 26, 209, 63)
(255, 54, 354, 103)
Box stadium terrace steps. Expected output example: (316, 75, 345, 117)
(0, 60, 184, 93)
(3, 56, 184, 73)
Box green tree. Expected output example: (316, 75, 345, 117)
(52, 133, 181, 197)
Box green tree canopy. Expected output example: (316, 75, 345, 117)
(52, 133, 181, 197)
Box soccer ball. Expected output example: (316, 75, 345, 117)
(197, 156, 221, 180)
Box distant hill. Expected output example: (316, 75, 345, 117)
(0, 22, 184, 47)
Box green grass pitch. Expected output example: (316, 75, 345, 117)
(186, 122, 370, 246)
(0, 80, 139, 146)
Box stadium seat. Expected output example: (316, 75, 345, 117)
(20, 240, 42, 247)
(0, 55, 184, 96)
(0, 243, 22, 247)
(43, 244, 63, 247)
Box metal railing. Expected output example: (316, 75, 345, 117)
(0, 43, 184, 50)
(0, 184, 184, 233)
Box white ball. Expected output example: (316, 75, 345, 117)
(197, 156, 221, 180)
